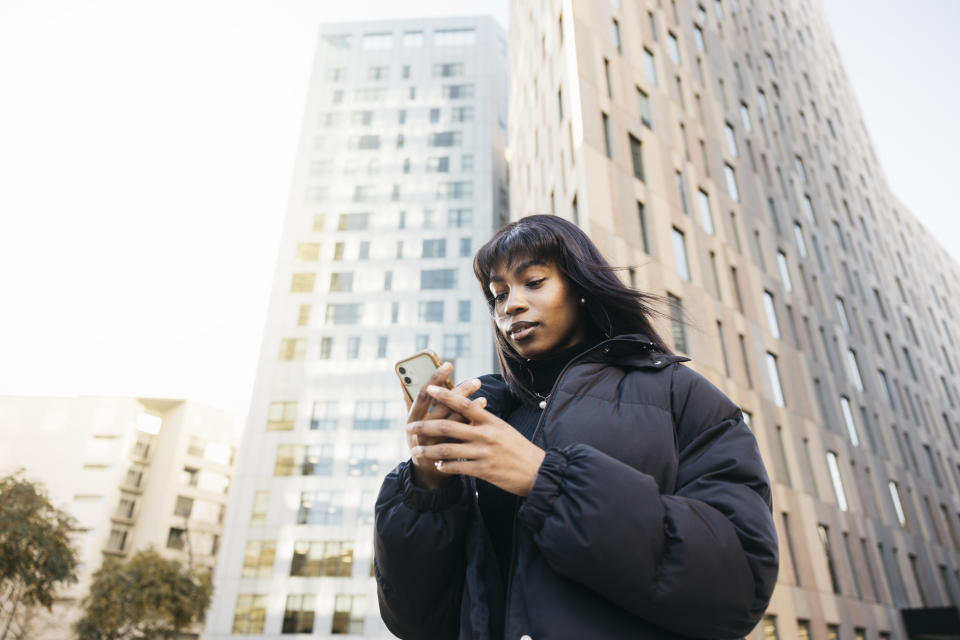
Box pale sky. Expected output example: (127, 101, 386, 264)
(0, 1, 956, 415)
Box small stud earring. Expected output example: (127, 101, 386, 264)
(580, 297, 586, 304)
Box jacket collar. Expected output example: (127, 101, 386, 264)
(574, 333, 691, 369)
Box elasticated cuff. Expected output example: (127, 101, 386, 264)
(518, 447, 568, 533)
(398, 460, 468, 512)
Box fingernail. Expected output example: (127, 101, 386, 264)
(411, 446, 423, 456)
(470, 378, 481, 387)
(426, 385, 440, 393)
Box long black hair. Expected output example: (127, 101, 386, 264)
(473, 214, 674, 405)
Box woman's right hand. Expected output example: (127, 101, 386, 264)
(404, 362, 485, 489)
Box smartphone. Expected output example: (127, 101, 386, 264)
(395, 350, 453, 404)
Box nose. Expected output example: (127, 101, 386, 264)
(502, 288, 527, 317)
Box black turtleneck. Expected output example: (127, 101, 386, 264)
(477, 337, 602, 615)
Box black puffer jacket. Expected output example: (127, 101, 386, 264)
(375, 334, 779, 639)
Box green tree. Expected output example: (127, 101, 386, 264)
(74, 548, 212, 640)
(0, 470, 80, 640)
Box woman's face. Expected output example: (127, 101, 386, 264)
(488, 257, 587, 358)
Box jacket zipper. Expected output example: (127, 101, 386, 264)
(500, 338, 627, 636)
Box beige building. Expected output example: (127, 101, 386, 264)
(0, 395, 243, 639)
(508, 0, 960, 638)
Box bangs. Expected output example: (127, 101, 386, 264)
(473, 219, 565, 289)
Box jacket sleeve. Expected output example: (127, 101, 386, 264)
(516, 364, 779, 638)
(374, 461, 471, 640)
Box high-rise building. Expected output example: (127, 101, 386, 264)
(204, 17, 508, 638)
(0, 395, 242, 639)
(509, 0, 960, 638)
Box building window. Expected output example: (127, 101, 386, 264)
(348, 443, 380, 476)
(422, 238, 446, 258)
(331, 594, 365, 635)
(431, 62, 464, 77)
(696, 189, 714, 234)
(402, 30, 423, 47)
(628, 134, 645, 181)
(443, 334, 470, 358)
(601, 112, 613, 159)
(740, 102, 752, 132)
(825, 452, 848, 512)
(693, 25, 705, 52)
(232, 594, 268, 634)
(724, 123, 738, 156)
(667, 32, 681, 65)
(279, 338, 306, 361)
(846, 349, 864, 391)
(329, 272, 353, 292)
(437, 181, 472, 199)
(346, 336, 360, 359)
(637, 87, 653, 129)
(291, 541, 354, 577)
(442, 84, 474, 99)
(290, 273, 315, 293)
(242, 540, 276, 578)
(671, 227, 690, 282)
(612, 19, 622, 53)
(319, 337, 332, 360)
(267, 401, 296, 431)
(818, 524, 842, 595)
(797, 620, 812, 640)
(421, 268, 457, 290)
(724, 163, 740, 201)
(282, 594, 315, 634)
(793, 223, 807, 258)
(325, 303, 361, 325)
(776, 251, 792, 292)
(354, 400, 392, 430)
(461, 154, 474, 171)
(434, 27, 475, 46)
(377, 336, 388, 358)
(275, 444, 333, 476)
(765, 352, 785, 407)
(166, 527, 185, 550)
(249, 490, 268, 525)
(762, 291, 781, 339)
(452, 106, 474, 122)
(667, 293, 688, 352)
(428, 131, 462, 147)
(297, 491, 343, 525)
(310, 401, 337, 431)
(888, 481, 907, 527)
(415, 334, 429, 351)
(106, 527, 128, 552)
(643, 48, 657, 85)
(419, 301, 444, 323)
(840, 395, 860, 446)
(762, 616, 780, 640)
(637, 202, 650, 254)
(448, 208, 473, 227)
(361, 32, 392, 50)
(458, 300, 471, 323)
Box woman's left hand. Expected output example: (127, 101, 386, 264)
(406, 384, 546, 496)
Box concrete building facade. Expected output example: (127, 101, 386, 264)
(0, 395, 242, 639)
(507, 0, 960, 638)
(204, 17, 508, 639)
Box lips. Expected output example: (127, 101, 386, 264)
(508, 321, 538, 341)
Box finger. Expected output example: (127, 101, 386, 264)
(433, 459, 482, 476)
(408, 363, 453, 421)
(426, 385, 490, 423)
(412, 442, 484, 461)
(407, 419, 479, 443)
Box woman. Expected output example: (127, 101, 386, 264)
(375, 215, 779, 639)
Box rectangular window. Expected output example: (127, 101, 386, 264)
(353, 400, 392, 430)
(762, 616, 780, 640)
(888, 481, 907, 527)
(437, 181, 473, 199)
(724, 123, 738, 156)
(346, 336, 360, 359)
(603, 58, 613, 97)
(601, 112, 613, 159)
(451, 106, 474, 122)
(676, 171, 689, 214)
(361, 32, 392, 50)
(637, 202, 650, 254)
(693, 25, 705, 52)
(724, 163, 740, 201)
(319, 337, 332, 360)
(672, 228, 691, 282)
(325, 303, 362, 325)
(668, 293, 688, 352)
(402, 30, 423, 47)
(696, 189, 714, 234)
(428, 131, 462, 147)
(765, 352, 785, 407)
(740, 102, 752, 132)
(422, 238, 446, 258)
(612, 19, 622, 53)
(232, 594, 268, 634)
(637, 88, 653, 129)
(242, 540, 276, 578)
(421, 268, 457, 290)
(826, 452, 849, 511)
(282, 594, 315, 634)
(329, 272, 353, 292)
(458, 300, 471, 323)
(443, 334, 470, 358)
(776, 252, 792, 292)
(629, 135, 645, 181)
(818, 524, 842, 594)
(667, 32, 681, 65)
(297, 491, 343, 525)
(310, 401, 337, 431)
(643, 48, 657, 85)
(762, 291, 781, 339)
(377, 335, 388, 358)
(267, 401, 297, 431)
(431, 62, 463, 77)
(279, 338, 306, 361)
(290, 273, 315, 293)
(418, 301, 444, 323)
(448, 208, 473, 227)
(840, 395, 860, 446)
(442, 84, 474, 99)
(290, 541, 354, 577)
(434, 28, 475, 46)
(331, 594, 365, 635)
